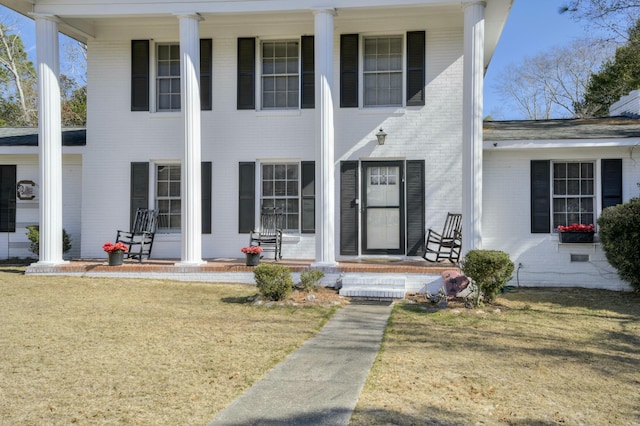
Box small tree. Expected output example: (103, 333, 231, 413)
(597, 198, 640, 293)
(26, 226, 72, 257)
(461, 250, 514, 304)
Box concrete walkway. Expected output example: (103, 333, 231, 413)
(207, 301, 393, 426)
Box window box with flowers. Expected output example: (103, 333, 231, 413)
(241, 246, 263, 266)
(557, 224, 595, 243)
(103, 242, 129, 266)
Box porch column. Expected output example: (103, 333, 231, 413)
(461, 1, 486, 256)
(34, 15, 65, 265)
(176, 13, 205, 266)
(312, 8, 338, 268)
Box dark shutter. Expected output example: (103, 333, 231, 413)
(340, 161, 359, 254)
(238, 162, 255, 233)
(301, 161, 315, 233)
(130, 162, 149, 228)
(131, 40, 150, 111)
(0, 165, 16, 232)
(340, 34, 359, 108)
(602, 159, 623, 209)
(200, 39, 213, 111)
(406, 160, 425, 256)
(531, 160, 551, 233)
(237, 38, 256, 110)
(301, 35, 315, 109)
(406, 31, 425, 107)
(202, 162, 212, 234)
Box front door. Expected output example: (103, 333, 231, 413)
(362, 161, 404, 254)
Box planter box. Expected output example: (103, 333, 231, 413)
(559, 231, 594, 243)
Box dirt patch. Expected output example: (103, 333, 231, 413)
(250, 286, 349, 306)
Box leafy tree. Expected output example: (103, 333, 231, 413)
(61, 75, 86, 126)
(0, 20, 37, 126)
(492, 38, 614, 119)
(575, 18, 640, 116)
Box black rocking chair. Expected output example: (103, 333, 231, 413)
(423, 213, 462, 263)
(115, 208, 158, 262)
(249, 207, 283, 260)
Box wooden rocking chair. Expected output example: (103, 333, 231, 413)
(249, 207, 283, 260)
(423, 213, 462, 263)
(115, 208, 158, 262)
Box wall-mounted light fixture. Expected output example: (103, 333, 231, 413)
(376, 128, 387, 145)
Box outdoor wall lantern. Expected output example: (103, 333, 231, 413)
(376, 128, 387, 145)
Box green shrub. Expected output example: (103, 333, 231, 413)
(26, 225, 72, 257)
(461, 249, 514, 303)
(299, 269, 325, 292)
(253, 264, 293, 301)
(597, 198, 640, 293)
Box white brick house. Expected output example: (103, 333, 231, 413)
(1, 0, 511, 267)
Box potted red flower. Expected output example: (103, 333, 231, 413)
(241, 246, 263, 266)
(103, 241, 129, 266)
(557, 223, 595, 243)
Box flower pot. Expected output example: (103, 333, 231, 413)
(559, 231, 594, 243)
(245, 253, 260, 266)
(108, 250, 124, 266)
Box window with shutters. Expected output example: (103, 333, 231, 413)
(553, 161, 595, 230)
(156, 43, 181, 112)
(155, 164, 181, 232)
(261, 163, 299, 230)
(363, 36, 403, 107)
(261, 40, 299, 109)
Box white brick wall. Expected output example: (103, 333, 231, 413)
(80, 16, 466, 260)
(483, 147, 640, 291)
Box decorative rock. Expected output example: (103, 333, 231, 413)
(493, 308, 501, 314)
(451, 309, 461, 315)
(305, 294, 316, 302)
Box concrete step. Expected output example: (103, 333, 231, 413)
(339, 274, 406, 299)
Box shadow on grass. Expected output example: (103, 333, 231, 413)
(220, 296, 254, 304)
(0, 267, 27, 274)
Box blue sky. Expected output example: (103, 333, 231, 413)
(3, 1, 600, 120)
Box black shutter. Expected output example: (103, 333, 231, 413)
(130, 162, 149, 228)
(340, 161, 359, 255)
(238, 162, 255, 233)
(406, 160, 425, 256)
(202, 162, 212, 234)
(301, 161, 315, 233)
(531, 160, 551, 233)
(0, 165, 16, 232)
(237, 38, 256, 110)
(301, 35, 315, 109)
(602, 159, 623, 209)
(340, 34, 359, 108)
(406, 31, 425, 107)
(200, 39, 213, 111)
(131, 40, 150, 111)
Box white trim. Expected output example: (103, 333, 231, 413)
(484, 139, 640, 150)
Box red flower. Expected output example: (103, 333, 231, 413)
(241, 246, 263, 254)
(557, 223, 595, 233)
(103, 242, 129, 253)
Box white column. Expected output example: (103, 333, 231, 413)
(461, 1, 486, 256)
(312, 8, 338, 268)
(176, 13, 205, 266)
(34, 15, 65, 266)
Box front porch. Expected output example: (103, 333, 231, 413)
(25, 257, 458, 299)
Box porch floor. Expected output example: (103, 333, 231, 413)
(24, 257, 457, 275)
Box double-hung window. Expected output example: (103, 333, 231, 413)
(552, 161, 595, 229)
(363, 36, 403, 107)
(156, 164, 181, 232)
(156, 43, 181, 112)
(261, 41, 299, 109)
(261, 164, 299, 231)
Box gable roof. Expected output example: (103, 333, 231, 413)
(483, 116, 640, 142)
(0, 128, 86, 147)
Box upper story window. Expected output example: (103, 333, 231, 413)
(552, 162, 595, 229)
(261, 41, 299, 110)
(363, 36, 403, 107)
(156, 44, 181, 112)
